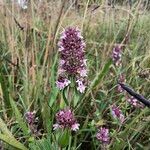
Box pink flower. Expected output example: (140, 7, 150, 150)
(56, 27, 87, 92)
(112, 45, 122, 66)
(53, 124, 62, 130)
(76, 79, 86, 93)
(59, 59, 65, 66)
(71, 123, 80, 131)
(25, 111, 38, 134)
(53, 109, 79, 131)
(56, 77, 71, 90)
(111, 105, 125, 123)
(58, 27, 86, 75)
(78, 68, 87, 77)
(25, 111, 36, 125)
(57, 68, 65, 75)
(127, 96, 144, 108)
(96, 127, 110, 144)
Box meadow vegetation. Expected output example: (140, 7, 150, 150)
(0, 0, 150, 149)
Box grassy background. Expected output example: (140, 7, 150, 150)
(0, 0, 150, 149)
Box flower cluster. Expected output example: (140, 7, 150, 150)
(56, 27, 87, 93)
(53, 109, 80, 131)
(111, 105, 125, 123)
(25, 111, 36, 125)
(25, 111, 38, 134)
(112, 45, 122, 66)
(96, 127, 110, 144)
(127, 96, 144, 108)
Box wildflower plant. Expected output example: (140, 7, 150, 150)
(25, 111, 36, 125)
(127, 96, 144, 108)
(54, 27, 86, 148)
(1, 2, 150, 149)
(112, 45, 122, 67)
(96, 127, 110, 144)
(25, 111, 38, 134)
(117, 74, 126, 93)
(56, 27, 87, 93)
(111, 105, 125, 124)
(53, 108, 79, 131)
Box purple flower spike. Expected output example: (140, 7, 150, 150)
(112, 45, 122, 66)
(111, 105, 125, 123)
(56, 27, 87, 93)
(25, 111, 38, 134)
(53, 108, 79, 131)
(25, 111, 36, 125)
(58, 27, 86, 75)
(96, 127, 110, 144)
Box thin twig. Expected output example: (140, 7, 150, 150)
(119, 83, 150, 107)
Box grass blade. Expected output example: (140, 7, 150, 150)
(0, 118, 28, 150)
(9, 96, 29, 135)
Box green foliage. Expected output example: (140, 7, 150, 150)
(0, 118, 28, 150)
(0, 0, 150, 149)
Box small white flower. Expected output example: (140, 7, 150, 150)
(79, 68, 87, 77)
(76, 79, 86, 93)
(71, 123, 80, 131)
(56, 79, 71, 90)
(17, 0, 28, 9)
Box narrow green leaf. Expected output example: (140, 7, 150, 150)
(0, 73, 11, 111)
(40, 98, 51, 133)
(58, 129, 70, 148)
(49, 53, 59, 107)
(89, 59, 112, 89)
(62, 89, 69, 106)
(0, 118, 12, 136)
(0, 118, 28, 150)
(49, 87, 58, 107)
(0, 133, 28, 150)
(9, 96, 29, 135)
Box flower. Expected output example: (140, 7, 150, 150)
(78, 68, 87, 77)
(111, 105, 125, 123)
(112, 45, 122, 66)
(76, 79, 86, 93)
(56, 27, 87, 93)
(56, 77, 71, 90)
(25, 111, 36, 125)
(53, 109, 79, 131)
(25, 111, 39, 135)
(127, 96, 144, 108)
(96, 127, 110, 144)
(71, 123, 80, 131)
(58, 27, 86, 75)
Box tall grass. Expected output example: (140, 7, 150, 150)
(0, 0, 150, 149)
